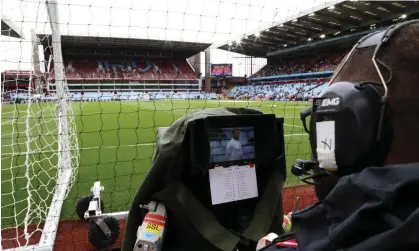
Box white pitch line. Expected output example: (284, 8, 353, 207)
(284, 123, 303, 128)
(284, 133, 307, 137)
(0, 142, 157, 157)
(80, 142, 157, 149)
(1, 133, 308, 157)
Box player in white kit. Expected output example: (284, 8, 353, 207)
(225, 128, 243, 161)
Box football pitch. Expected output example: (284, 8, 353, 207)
(1, 100, 312, 227)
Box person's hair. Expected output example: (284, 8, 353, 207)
(331, 22, 419, 164)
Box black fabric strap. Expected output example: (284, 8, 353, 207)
(243, 166, 286, 240)
(153, 181, 241, 251)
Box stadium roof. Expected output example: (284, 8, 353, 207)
(218, 1, 419, 58)
(1, 15, 24, 39)
(37, 35, 211, 57)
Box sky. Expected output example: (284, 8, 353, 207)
(1, 0, 337, 75)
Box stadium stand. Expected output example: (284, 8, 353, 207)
(1, 70, 32, 88)
(59, 58, 197, 81)
(251, 50, 345, 77)
(227, 82, 328, 100)
(37, 36, 211, 100)
(222, 49, 347, 101)
(1, 70, 34, 101)
(218, 50, 337, 101)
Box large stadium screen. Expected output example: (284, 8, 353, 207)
(211, 64, 233, 77)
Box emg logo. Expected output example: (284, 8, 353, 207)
(321, 98, 340, 107)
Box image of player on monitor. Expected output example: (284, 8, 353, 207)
(209, 127, 255, 163)
(226, 128, 244, 161)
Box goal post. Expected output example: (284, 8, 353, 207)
(38, 1, 77, 249)
(1, 1, 79, 250)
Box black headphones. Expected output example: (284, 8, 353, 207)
(292, 19, 419, 183)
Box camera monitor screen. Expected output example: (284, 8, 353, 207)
(209, 127, 255, 163)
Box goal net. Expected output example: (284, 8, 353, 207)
(1, 1, 79, 250)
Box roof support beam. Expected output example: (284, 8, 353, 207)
(265, 29, 300, 42)
(300, 16, 340, 34)
(255, 40, 278, 46)
(259, 33, 289, 43)
(338, 2, 382, 23)
(239, 41, 271, 49)
(242, 37, 277, 46)
(285, 23, 318, 39)
(318, 10, 360, 28)
(366, 2, 397, 14)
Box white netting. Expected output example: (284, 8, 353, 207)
(1, 92, 79, 232)
(1, 83, 80, 249)
(1, 1, 80, 248)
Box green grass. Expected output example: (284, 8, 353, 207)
(1, 100, 312, 228)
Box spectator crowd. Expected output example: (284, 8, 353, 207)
(226, 82, 328, 101)
(219, 51, 347, 101)
(59, 59, 196, 81)
(252, 51, 345, 77)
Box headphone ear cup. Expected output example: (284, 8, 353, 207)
(310, 82, 391, 176)
(373, 98, 392, 166)
(355, 83, 392, 167)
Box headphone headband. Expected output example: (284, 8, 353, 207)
(293, 19, 419, 182)
(357, 30, 385, 48)
(357, 20, 419, 50)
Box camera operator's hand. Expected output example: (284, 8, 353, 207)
(256, 233, 278, 250)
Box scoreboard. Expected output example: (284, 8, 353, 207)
(210, 64, 232, 77)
